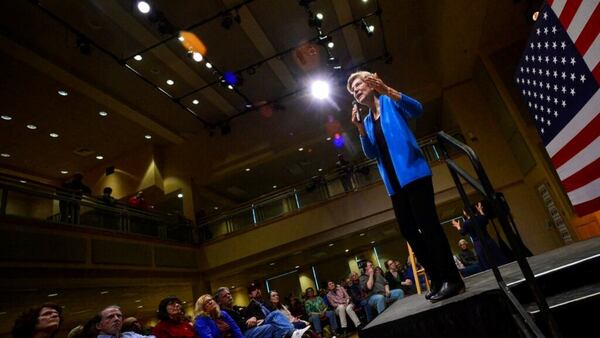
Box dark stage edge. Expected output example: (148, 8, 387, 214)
(359, 237, 600, 338)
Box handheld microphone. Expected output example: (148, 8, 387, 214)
(352, 100, 361, 122)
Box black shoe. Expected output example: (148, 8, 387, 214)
(429, 280, 465, 303)
(424, 282, 440, 300)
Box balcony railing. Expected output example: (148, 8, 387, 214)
(0, 174, 196, 243)
(198, 130, 465, 241)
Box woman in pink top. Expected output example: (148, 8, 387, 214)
(326, 280, 362, 334)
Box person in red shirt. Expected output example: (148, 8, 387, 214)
(128, 191, 148, 210)
(152, 296, 197, 338)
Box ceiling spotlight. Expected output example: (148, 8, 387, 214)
(60, 170, 69, 175)
(359, 232, 365, 236)
(1, 115, 12, 120)
(298, 147, 304, 151)
(177, 193, 184, 198)
(213, 206, 219, 210)
(333, 65, 342, 70)
(20, 180, 27, 184)
(245, 168, 251, 172)
(326, 137, 332, 141)
(192, 99, 199, 105)
(370, 240, 375, 244)
(295, 265, 300, 269)
(328, 243, 334, 247)
(245, 103, 253, 108)
(361, 19, 374, 37)
(318, 168, 323, 172)
(273, 185, 277, 189)
(96, 155, 104, 160)
(99, 111, 108, 117)
(362, 0, 368, 3)
(205, 62, 213, 69)
(327, 41, 334, 48)
(57, 90, 68, 96)
(47, 293, 59, 297)
(192, 52, 203, 62)
(137, 305, 144, 309)
(227, 84, 234, 90)
(133, 54, 143, 61)
(0, 153, 10, 158)
(137, 1, 151, 14)
(311, 80, 330, 99)
(166, 79, 174, 85)
(345, 249, 349, 253)
(144, 134, 152, 139)
(178, 36, 184, 42)
(316, 12, 324, 20)
(49, 132, 59, 138)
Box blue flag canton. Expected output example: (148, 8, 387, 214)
(514, 6, 597, 146)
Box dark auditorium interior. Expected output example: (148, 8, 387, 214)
(1, 0, 598, 337)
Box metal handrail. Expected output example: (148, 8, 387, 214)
(436, 131, 561, 338)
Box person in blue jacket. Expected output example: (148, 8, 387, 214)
(194, 294, 243, 338)
(347, 71, 464, 302)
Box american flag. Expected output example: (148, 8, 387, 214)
(515, 0, 600, 216)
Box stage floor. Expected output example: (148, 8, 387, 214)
(360, 236, 600, 338)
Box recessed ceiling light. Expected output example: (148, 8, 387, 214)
(26, 124, 37, 130)
(100, 290, 110, 295)
(327, 41, 334, 48)
(227, 85, 234, 90)
(144, 135, 152, 139)
(205, 62, 213, 69)
(133, 54, 143, 61)
(60, 170, 69, 175)
(359, 233, 365, 237)
(192, 99, 199, 105)
(269, 262, 276, 266)
(245, 103, 252, 108)
(298, 147, 304, 151)
(137, 305, 144, 309)
(99, 111, 108, 117)
(345, 249, 349, 253)
(272, 185, 277, 189)
(295, 265, 300, 269)
(137, 1, 151, 14)
(166, 79, 174, 85)
(47, 293, 59, 297)
(57, 90, 68, 96)
(316, 12, 324, 20)
(326, 137, 332, 141)
(318, 168, 323, 172)
(245, 168, 251, 172)
(213, 206, 219, 210)
(1, 115, 12, 120)
(134, 299, 141, 303)
(49, 133, 59, 138)
(178, 36, 184, 42)
(0, 153, 10, 158)
(192, 52, 203, 62)
(370, 240, 375, 244)
(328, 243, 334, 247)
(177, 193, 184, 198)
(96, 155, 104, 160)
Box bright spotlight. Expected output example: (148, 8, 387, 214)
(137, 1, 151, 14)
(311, 80, 330, 99)
(192, 52, 203, 62)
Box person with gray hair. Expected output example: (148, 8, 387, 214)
(347, 71, 464, 302)
(455, 239, 481, 277)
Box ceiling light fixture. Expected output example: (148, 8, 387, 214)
(144, 134, 152, 139)
(361, 19, 375, 37)
(166, 79, 174, 85)
(295, 265, 300, 269)
(227, 84, 234, 90)
(47, 293, 59, 297)
(26, 124, 37, 130)
(1, 115, 12, 121)
(315, 12, 324, 20)
(311, 80, 330, 99)
(298, 147, 304, 151)
(137, 1, 151, 14)
(192, 99, 199, 105)
(192, 52, 203, 62)
(96, 155, 104, 160)
(328, 243, 334, 247)
(178, 36, 184, 42)
(60, 170, 69, 175)
(326, 137, 332, 141)
(99, 111, 108, 117)
(49, 133, 59, 138)
(370, 240, 375, 244)
(205, 62, 213, 69)
(177, 193, 184, 198)
(245, 168, 251, 172)
(327, 41, 334, 48)
(57, 90, 68, 96)
(318, 168, 323, 172)
(213, 206, 219, 210)
(272, 185, 277, 189)
(345, 249, 349, 253)
(359, 233, 365, 236)
(0, 153, 10, 158)
(134, 54, 143, 61)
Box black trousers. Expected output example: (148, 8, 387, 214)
(390, 176, 461, 284)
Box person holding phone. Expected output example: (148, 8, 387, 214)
(347, 71, 464, 302)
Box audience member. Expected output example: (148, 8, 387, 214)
(304, 287, 338, 337)
(384, 259, 414, 295)
(122, 318, 143, 335)
(359, 261, 403, 318)
(101, 187, 116, 206)
(153, 297, 197, 338)
(194, 295, 243, 338)
(326, 280, 362, 335)
(346, 272, 371, 323)
(94, 305, 153, 338)
(128, 191, 147, 210)
(288, 297, 307, 322)
(60, 173, 91, 224)
(12, 303, 62, 338)
(455, 239, 481, 277)
(267, 290, 308, 329)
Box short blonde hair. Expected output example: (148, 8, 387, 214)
(346, 71, 373, 93)
(458, 239, 468, 246)
(195, 294, 220, 318)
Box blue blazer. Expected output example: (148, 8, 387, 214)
(193, 311, 243, 338)
(360, 94, 431, 195)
